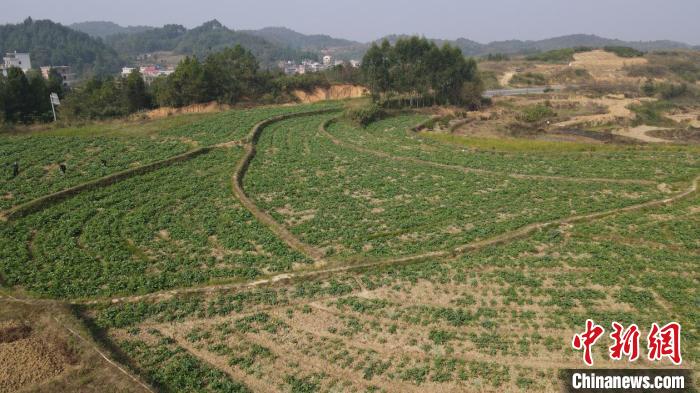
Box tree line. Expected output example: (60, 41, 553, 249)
(0, 44, 364, 125)
(0, 68, 65, 124)
(361, 37, 484, 108)
(1, 37, 484, 126)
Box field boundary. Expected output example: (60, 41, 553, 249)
(0, 108, 336, 222)
(232, 108, 341, 263)
(320, 117, 657, 186)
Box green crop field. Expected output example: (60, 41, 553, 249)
(1, 103, 697, 392)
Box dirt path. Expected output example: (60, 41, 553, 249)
(553, 95, 652, 128)
(499, 71, 515, 87)
(320, 118, 657, 186)
(231, 110, 340, 264)
(613, 125, 672, 143)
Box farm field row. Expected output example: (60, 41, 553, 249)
(0, 102, 340, 210)
(0, 148, 310, 299)
(244, 114, 668, 260)
(88, 192, 698, 392)
(325, 114, 700, 184)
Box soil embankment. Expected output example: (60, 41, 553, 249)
(294, 84, 367, 103)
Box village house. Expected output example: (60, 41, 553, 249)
(40, 65, 76, 87)
(2, 51, 32, 76)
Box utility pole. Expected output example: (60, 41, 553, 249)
(49, 93, 60, 122)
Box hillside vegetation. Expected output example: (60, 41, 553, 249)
(106, 20, 316, 66)
(0, 18, 122, 76)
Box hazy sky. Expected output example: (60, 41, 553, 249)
(3, 0, 699, 44)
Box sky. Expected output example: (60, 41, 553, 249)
(3, 0, 700, 45)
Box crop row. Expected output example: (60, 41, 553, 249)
(0, 102, 340, 210)
(245, 114, 666, 259)
(0, 148, 310, 299)
(326, 115, 700, 183)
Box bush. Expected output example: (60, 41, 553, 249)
(603, 46, 645, 58)
(657, 82, 689, 100)
(345, 104, 385, 127)
(509, 72, 547, 86)
(629, 101, 676, 126)
(518, 103, 556, 123)
(484, 53, 510, 61)
(526, 47, 591, 63)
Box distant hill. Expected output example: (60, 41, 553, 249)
(376, 33, 693, 57)
(69, 21, 153, 39)
(105, 20, 317, 66)
(0, 18, 122, 76)
(242, 27, 360, 50)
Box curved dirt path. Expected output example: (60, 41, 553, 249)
(231, 109, 340, 263)
(320, 117, 657, 186)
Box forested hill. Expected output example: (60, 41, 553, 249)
(0, 18, 122, 76)
(378, 33, 693, 56)
(242, 27, 360, 50)
(105, 20, 318, 66)
(69, 21, 153, 38)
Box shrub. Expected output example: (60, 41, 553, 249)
(509, 72, 547, 86)
(518, 104, 556, 123)
(345, 103, 385, 127)
(603, 46, 645, 58)
(526, 47, 591, 63)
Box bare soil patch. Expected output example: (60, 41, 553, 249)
(294, 84, 368, 103)
(613, 125, 672, 143)
(0, 320, 74, 393)
(571, 50, 647, 82)
(141, 101, 231, 120)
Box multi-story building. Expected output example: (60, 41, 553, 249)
(2, 51, 32, 76)
(40, 66, 76, 87)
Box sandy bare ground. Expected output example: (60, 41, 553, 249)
(499, 71, 515, 87)
(571, 50, 647, 81)
(668, 112, 700, 128)
(554, 95, 654, 127)
(293, 84, 368, 103)
(140, 101, 231, 120)
(613, 125, 672, 143)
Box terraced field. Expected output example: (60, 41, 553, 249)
(1, 104, 697, 392)
(0, 102, 339, 211)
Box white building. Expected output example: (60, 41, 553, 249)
(322, 55, 332, 66)
(121, 67, 136, 77)
(2, 51, 32, 76)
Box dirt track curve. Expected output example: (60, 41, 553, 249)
(231, 109, 341, 263)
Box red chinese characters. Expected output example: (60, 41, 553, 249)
(572, 319, 605, 366)
(573, 320, 682, 366)
(647, 322, 682, 365)
(609, 322, 640, 361)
